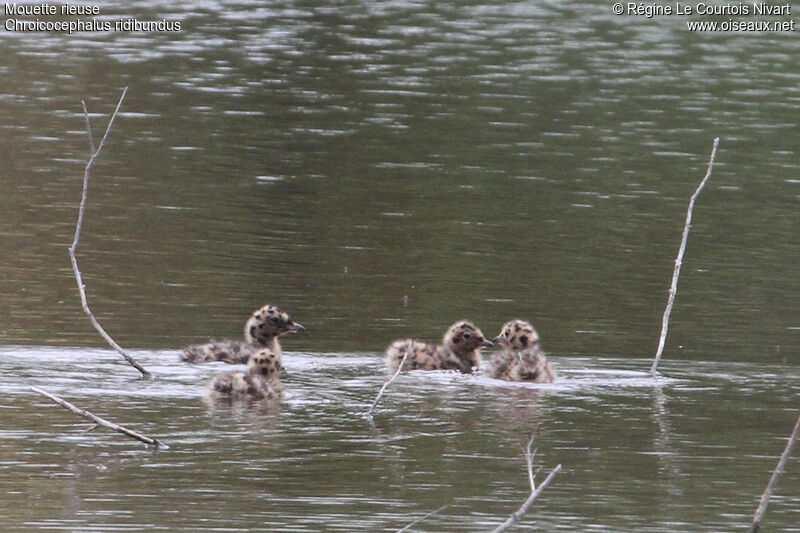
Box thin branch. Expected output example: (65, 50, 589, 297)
(651, 137, 720, 374)
(395, 505, 448, 533)
(81, 101, 96, 155)
(524, 434, 536, 492)
(489, 464, 562, 533)
(31, 386, 168, 449)
(749, 410, 800, 533)
(69, 87, 152, 379)
(365, 347, 409, 421)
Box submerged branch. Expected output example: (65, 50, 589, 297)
(749, 410, 800, 533)
(31, 386, 168, 449)
(365, 347, 409, 421)
(651, 137, 720, 374)
(489, 464, 562, 533)
(395, 505, 448, 533)
(524, 433, 537, 492)
(489, 434, 560, 532)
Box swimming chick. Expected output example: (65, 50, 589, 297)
(181, 304, 305, 364)
(206, 348, 284, 401)
(385, 320, 492, 375)
(484, 319, 556, 383)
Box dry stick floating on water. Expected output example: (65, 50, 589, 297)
(394, 505, 448, 533)
(365, 347, 409, 420)
(651, 137, 720, 374)
(489, 435, 561, 533)
(749, 410, 800, 533)
(30, 386, 168, 449)
(68, 87, 152, 380)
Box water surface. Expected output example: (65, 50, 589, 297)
(2, 0, 800, 530)
(3, 346, 799, 532)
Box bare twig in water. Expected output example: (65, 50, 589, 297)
(395, 505, 448, 533)
(651, 137, 720, 374)
(365, 347, 409, 421)
(749, 410, 800, 533)
(489, 435, 561, 533)
(524, 433, 537, 492)
(490, 466, 561, 533)
(31, 386, 168, 448)
(69, 87, 152, 380)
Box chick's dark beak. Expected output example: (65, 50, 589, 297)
(491, 335, 502, 344)
(481, 339, 494, 347)
(287, 321, 306, 333)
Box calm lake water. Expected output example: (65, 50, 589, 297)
(2, 0, 800, 531)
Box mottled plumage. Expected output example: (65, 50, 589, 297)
(484, 319, 556, 383)
(206, 348, 284, 401)
(181, 304, 304, 363)
(385, 320, 492, 375)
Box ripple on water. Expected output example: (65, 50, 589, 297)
(2, 346, 767, 402)
(2, 345, 799, 532)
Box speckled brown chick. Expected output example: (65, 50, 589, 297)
(484, 319, 556, 383)
(181, 304, 305, 364)
(385, 320, 493, 375)
(206, 348, 284, 401)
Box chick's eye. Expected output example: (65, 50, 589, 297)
(463, 333, 471, 339)
(270, 316, 280, 323)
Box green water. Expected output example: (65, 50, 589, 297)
(2, 1, 800, 531)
